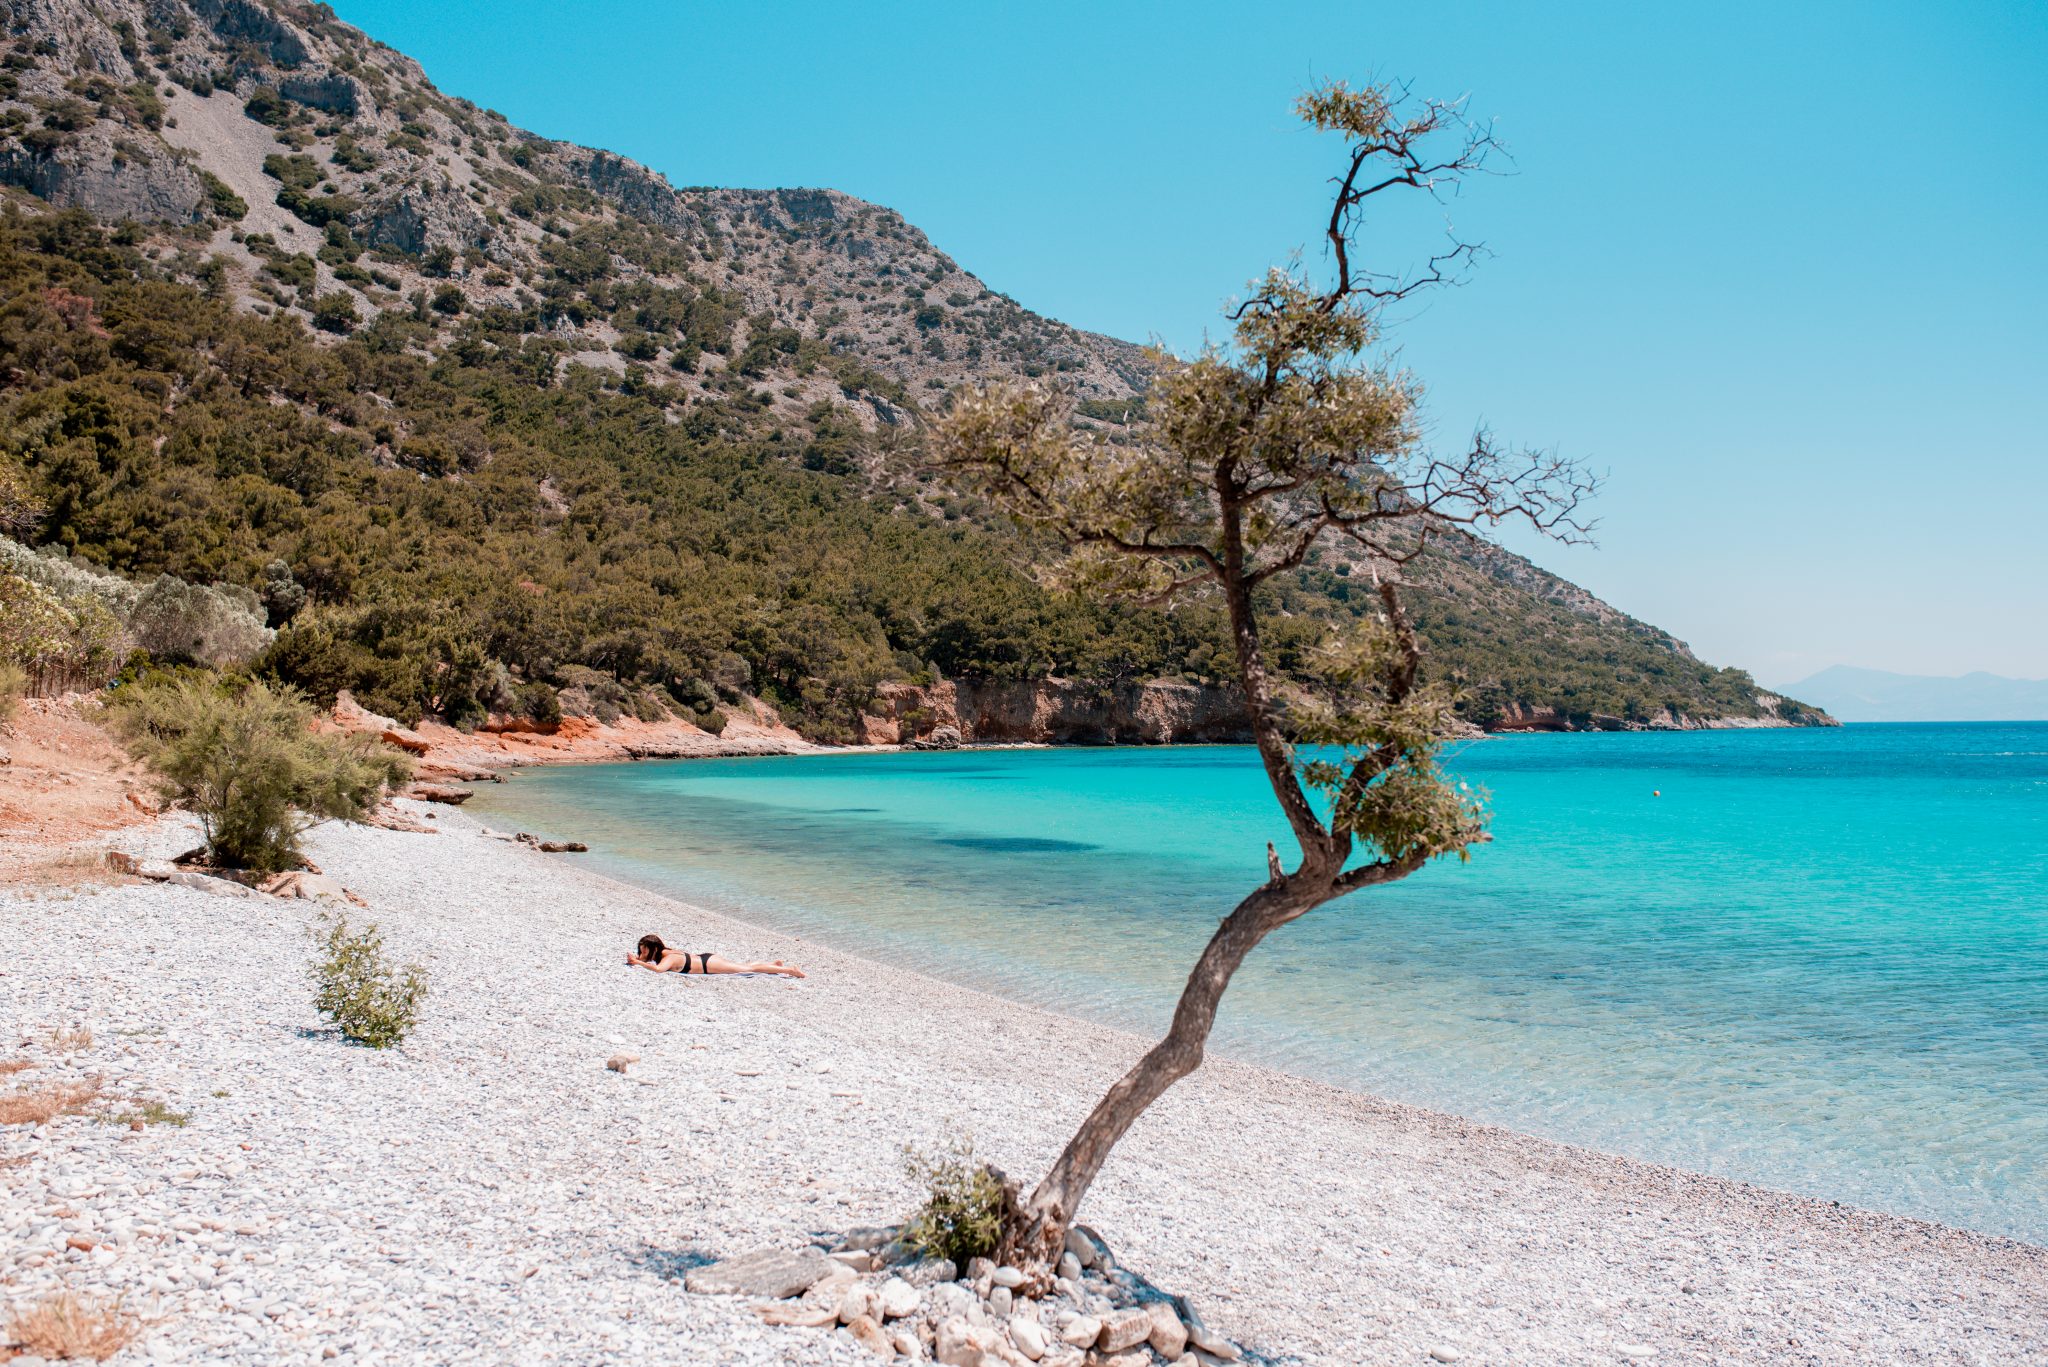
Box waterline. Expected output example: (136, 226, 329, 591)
(471, 725, 2048, 1244)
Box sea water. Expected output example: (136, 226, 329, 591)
(469, 724, 2048, 1244)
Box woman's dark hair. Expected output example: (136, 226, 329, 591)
(636, 934, 667, 962)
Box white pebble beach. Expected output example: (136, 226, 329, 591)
(3, 805, 2043, 1366)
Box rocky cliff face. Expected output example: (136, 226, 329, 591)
(1488, 693, 1839, 733)
(869, 679, 1251, 746)
(864, 679, 1836, 744)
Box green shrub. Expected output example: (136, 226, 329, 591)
(310, 913, 426, 1049)
(243, 86, 294, 129)
(126, 575, 272, 666)
(262, 153, 321, 191)
(310, 292, 358, 334)
(512, 680, 560, 727)
(330, 135, 377, 172)
(106, 678, 411, 872)
(900, 1136, 1005, 1266)
(198, 171, 245, 221)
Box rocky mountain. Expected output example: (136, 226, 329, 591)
(1782, 666, 2048, 723)
(0, 0, 1827, 734)
(0, 0, 1148, 416)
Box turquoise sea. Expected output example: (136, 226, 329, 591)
(469, 724, 2048, 1245)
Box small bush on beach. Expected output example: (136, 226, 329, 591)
(102, 1098, 190, 1129)
(901, 1136, 1005, 1266)
(5, 1290, 141, 1361)
(106, 677, 411, 872)
(311, 913, 427, 1049)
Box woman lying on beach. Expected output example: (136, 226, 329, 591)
(628, 935, 806, 978)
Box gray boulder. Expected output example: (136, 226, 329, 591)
(682, 1246, 833, 1299)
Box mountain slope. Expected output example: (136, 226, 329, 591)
(0, 0, 1827, 734)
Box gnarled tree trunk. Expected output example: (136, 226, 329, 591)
(1002, 880, 1310, 1268)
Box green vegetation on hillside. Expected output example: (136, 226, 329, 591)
(0, 209, 1812, 733)
(0, 209, 1218, 737)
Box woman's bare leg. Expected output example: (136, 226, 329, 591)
(702, 954, 806, 978)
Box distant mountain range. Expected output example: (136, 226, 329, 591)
(1782, 666, 2048, 723)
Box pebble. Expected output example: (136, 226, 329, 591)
(1010, 1315, 1048, 1360)
(878, 1277, 921, 1320)
(1097, 1308, 1153, 1353)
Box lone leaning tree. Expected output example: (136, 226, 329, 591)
(934, 78, 1595, 1271)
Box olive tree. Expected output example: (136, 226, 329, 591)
(934, 78, 1595, 1270)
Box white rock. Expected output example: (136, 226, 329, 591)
(1010, 1315, 1048, 1360)
(1060, 1315, 1101, 1347)
(878, 1275, 921, 1320)
(934, 1315, 984, 1367)
(837, 1281, 877, 1325)
(1188, 1325, 1242, 1362)
(1145, 1301, 1189, 1358)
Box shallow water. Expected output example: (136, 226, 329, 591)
(471, 724, 2048, 1244)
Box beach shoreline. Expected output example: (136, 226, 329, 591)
(4, 800, 2044, 1365)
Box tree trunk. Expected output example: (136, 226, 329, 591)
(1008, 878, 1320, 1268)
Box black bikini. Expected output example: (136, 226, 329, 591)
(677, 952, 711, 974)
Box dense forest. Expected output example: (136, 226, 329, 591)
(0, 209, 1226, 736)
(0, 210, 1821, 736)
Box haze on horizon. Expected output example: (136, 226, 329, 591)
(328, 0, 2048, 687)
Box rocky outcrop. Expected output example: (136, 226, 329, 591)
(0, 130, 204, 222)
(869, 678, 1248, 746)
(360, 184, 495, 259)
(1487, 693, 1839, 733)
(331, 690, 432, 754)
(278, 69, 361, 116)
(189, 0, 310, 68)
(571, 150, 689, 231)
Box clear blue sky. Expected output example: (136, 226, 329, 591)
(331, 0, 2048, 685)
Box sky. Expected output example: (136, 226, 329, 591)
(330, 0, 2048, 686)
